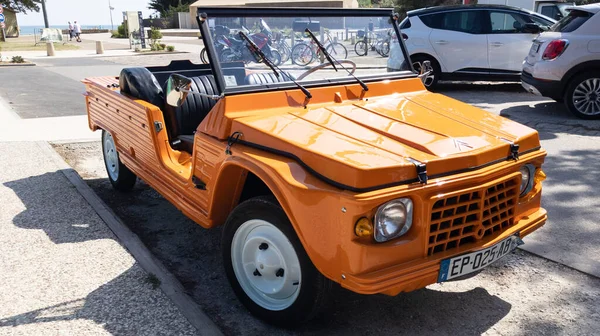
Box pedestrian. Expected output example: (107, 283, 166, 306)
(68, 21, 74, 41)
(74, 21, 82, 42)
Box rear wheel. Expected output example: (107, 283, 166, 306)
(267, 49, 282, 66)
(222, 196, 331, 326)
(411, 55, 440, 90)
(354, 40, 368, 56)
(102, 130, 136, 191)
(564, 71, 600, 119)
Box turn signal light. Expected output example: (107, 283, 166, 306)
(542, 40, 568, 60)
(534, 169, 547, 184)
(355, 217, 373, 237)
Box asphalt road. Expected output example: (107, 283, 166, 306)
(51, 81, 600, 335)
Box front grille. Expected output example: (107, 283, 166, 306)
(427, 176, 519, 256)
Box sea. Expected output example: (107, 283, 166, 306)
(18, 25, 113, 35)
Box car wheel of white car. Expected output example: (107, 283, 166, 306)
(412, 55, 439, 90)
(102, 130, 137, 191)
(222, 196, 331, 326)
(565, 72, 600, 119)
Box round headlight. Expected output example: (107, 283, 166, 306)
(374, 198, 413, 243)
(519, 164, 536, 197)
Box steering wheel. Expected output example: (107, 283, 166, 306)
(296, 60, 357, 81)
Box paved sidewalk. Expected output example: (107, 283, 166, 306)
(0, 94, 215, 334)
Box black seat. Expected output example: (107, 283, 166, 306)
(119, 68, 164, 109)
(163, 75, 218, 153)
(244, 72, 295, 85)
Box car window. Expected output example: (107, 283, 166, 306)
(489, 11, 553, 33)
(420, 10, 484, 34)
(489, 12, 524, 33)
(400, 17, 411, 29)
(540, 5, 559, 20)
(551, 9, 593, 33)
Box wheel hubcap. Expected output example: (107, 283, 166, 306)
(573, 78, 600, 115)
(103, 133, 119, 181)
(231, 219, 301, 311)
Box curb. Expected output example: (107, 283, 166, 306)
(518, 242, 600, 279)
(0, 62, 36, 67)
(38, 141, 223, 336)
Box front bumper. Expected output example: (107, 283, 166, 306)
(521, 71, 563, 101)
(341, 208, 547, 296)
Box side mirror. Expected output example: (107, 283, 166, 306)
(522, 23, 542, 34)
(166, 74, 192, 107)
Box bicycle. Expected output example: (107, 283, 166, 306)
(291, 30, 348, 66)
(272, 32, 292, 64)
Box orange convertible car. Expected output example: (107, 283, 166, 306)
(83, 7, 547, 326)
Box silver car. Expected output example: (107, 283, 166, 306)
(521, 4, 600, 119)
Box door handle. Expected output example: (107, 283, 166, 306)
(490, 42, 504, 47)
(434, 40, 449, 45)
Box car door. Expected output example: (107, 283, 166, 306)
(422, 10, 488, 73)
(486, 10, 546, 73)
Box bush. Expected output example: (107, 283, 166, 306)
(149, 27, 163, 41)
(111, 23, 128, 38)
(159, 43, 167, 50)
(166, 45, 175, 52)
(11, 56, 25, 63)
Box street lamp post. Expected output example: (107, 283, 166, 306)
(108, 0, 115, 31)
(41, 0, 49, 28)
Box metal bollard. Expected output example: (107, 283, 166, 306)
(351, 36, 356, 45)
(96, 41, 105, 54)
(46, 42, 55, 56)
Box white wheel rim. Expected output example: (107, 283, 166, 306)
(231, 219, 302, 311)
(573, 78, 600, 115)
(103, 132, 119, 181)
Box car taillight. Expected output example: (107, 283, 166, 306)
(542, 39, 568, 60)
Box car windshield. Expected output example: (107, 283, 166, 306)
(550, 9, 593, 32)
(200, 8, 411, 92)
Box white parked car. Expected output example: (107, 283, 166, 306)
(388, 4, 555, 88)
(521, 4, 600, 119)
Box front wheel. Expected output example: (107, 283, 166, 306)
(222, 196, 331, 326)
(102, 130, 137, 191)
(326, 43, 348, 60)
(564, 71, 600, 119)
(291, 43, 315, 66)
(266, 49, 282, 66)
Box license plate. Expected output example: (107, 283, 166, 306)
(438, 234, 523, 282)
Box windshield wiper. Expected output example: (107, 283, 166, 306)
(304, 28, 369, 92)
(238, 31, 312, 99)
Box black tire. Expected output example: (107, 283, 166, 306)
(411, 54, 440, 90)
(354, 40, 367, 56)
(267, 49, 282, 66)
(102, 130, 137, 192)
(291, 43, 315, 66)
(222, 196, 332, 327)
(326, 42, 348, 60)
(564, 71, 600, 119)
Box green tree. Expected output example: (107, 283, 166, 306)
(148, 0, 195, 17)
(0, 0, 40, 12)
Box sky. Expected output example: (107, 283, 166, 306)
(15, 0, 159, 27)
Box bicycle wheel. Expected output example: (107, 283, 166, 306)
(291, 43, 315, 66)
(200, 48, 209, 64)
(376, 42, 390, 57)
(276, 42, 291, 64)
(354, 41, 367, 56)
(326, 43, 348, 60)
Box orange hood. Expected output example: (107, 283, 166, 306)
(224, 90, 540, 192)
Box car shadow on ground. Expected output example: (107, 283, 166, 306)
(1, 171, 195, 335)
(81, 177, 512, 336)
